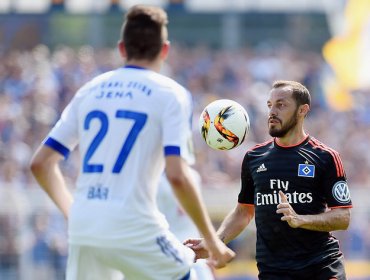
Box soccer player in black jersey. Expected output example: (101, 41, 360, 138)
(186, 80, 352, 280)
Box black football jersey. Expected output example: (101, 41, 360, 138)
(238, 135, 352, 270)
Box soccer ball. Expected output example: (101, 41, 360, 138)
(198, 99, 250, 150)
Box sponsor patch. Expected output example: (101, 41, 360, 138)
(298, 164, 315, 178)
(332, 181, 351, 203)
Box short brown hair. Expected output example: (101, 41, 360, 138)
(121, 5, 168, 61)
(272, 80, 311, 107)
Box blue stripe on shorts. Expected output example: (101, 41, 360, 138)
(179, 270, 191, 280)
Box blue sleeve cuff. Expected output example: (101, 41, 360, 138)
(164, 146, 181, 156)
(44, 137, 70, 159)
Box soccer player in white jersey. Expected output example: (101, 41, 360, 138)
(30, 5, 234, 280)
(157, 171, 215, 280)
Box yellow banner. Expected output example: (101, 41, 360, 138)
(322, 0, 370, 111)
(323, 0, 370, 89)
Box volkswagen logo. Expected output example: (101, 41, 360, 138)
(332, 181, 351, 203)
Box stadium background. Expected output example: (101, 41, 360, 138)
(0, 0, 369, 279)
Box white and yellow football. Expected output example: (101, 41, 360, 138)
(199, 99, 250, 150)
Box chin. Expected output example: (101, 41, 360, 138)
(269, 126, 278, 133)
(269, 129, 284, 137)
(269, 130, 277, 137)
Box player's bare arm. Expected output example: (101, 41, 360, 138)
(30, 145, 73, 220)
(217, 203, 255, 245)
(276, 191, 350, 231)
(165, 156, 235, 268)
(184, 204, 254, 260)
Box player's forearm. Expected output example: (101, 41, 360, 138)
(297, 208, 350, 232)
(30, 146, 73, 219)
(171, 180, 216, 241)
(31, 161, 72, 219)
(166, 157, 219, 241)
(217, 204, 254, 244)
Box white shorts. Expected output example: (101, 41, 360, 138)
(66, 231, 196, 280)
(193, 259, 215, 280)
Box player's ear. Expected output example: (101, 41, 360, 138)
(160, 40, 170, 60)
(117, 40, 127, 59)
(300, 104, 310, 118)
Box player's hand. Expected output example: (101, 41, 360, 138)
(205, 237, 235, 269)
(184, 237, 235, 268)
(276, 191, 301, 228)
(184, 238, 209, 260)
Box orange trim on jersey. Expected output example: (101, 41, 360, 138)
(335, 154, 346, 176)
(309, 139, 342, 177)
(309, 138, 344, 177)
(330, 205, 353, 209)
(274, 134, 309, 148)
(309, 138, 345, 177)
(247, 139, 273, 152)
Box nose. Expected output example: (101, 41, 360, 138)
(269, 106, 277, 117)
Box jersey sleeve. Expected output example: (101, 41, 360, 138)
(322, 151, 352, 208)
(238, 152, 255, 205)
(161, 88, 194, 163)
(44, 91, 83, 158)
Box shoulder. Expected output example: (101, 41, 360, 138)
(150, 71, 184, 89)
(242, 139, 274, 166)
(307, 137, 345, 176)
(74, 70, 116, 98)
(307, 137, 341, 158)
(247, 139, 274, 154)
(150, 72, 190, 100)
(149, 73, 192, 112)
(157, 74, 191, 100)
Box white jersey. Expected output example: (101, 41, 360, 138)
(45, 66, 194, 247)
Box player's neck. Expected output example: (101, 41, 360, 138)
(125, 58, 162, 73)
(275, 129, 308, 147)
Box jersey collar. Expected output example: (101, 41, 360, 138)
(274, 135, 310, 149)
(123, 65, 147, 70)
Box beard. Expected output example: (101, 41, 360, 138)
(268, 108, 299, 137)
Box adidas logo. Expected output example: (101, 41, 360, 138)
(256, 163, 267, 173)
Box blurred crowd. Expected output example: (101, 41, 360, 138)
(0, 43, 369, 279)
